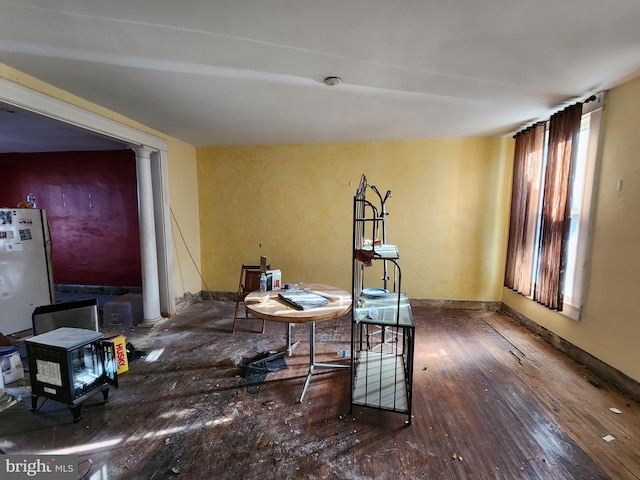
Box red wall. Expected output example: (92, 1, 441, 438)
(0, 150, 142, 287)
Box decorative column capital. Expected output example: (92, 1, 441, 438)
(132, 145, 153, 160)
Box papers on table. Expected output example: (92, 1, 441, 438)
(278, 290, 330, 310)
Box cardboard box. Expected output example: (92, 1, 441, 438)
(266, 269, 282, 290)
(103, 332, 129, 375)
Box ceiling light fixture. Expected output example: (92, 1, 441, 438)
(324, 76, 342, 86)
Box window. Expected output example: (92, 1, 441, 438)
(505, 93, 604, 320)
(560, 107, 602, 319)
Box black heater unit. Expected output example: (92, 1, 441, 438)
(25, 327, 119, 422)
(32, 298, 99, 336)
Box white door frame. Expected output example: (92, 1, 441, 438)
(0, 78, 176, 316)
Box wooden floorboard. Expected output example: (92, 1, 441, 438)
(415, 311, 608, 479)
(1, 302, 639, 479)
(482, 312, 640, 480)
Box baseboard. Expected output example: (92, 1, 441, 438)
(55, 284, 141, 295)
(409, 298, 501, 311)
(174, 290, 234, 315)
(201, 290, 236, 302)
(174, 291, 204, 313)
(500, 303, 640, 403)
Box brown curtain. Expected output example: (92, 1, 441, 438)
(504, 122, 546, 295)
(534, 103, 582, 310)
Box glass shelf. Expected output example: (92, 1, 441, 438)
(352, 351, 410, 412)
(355, 292, 414, 327)
(356, 244, 400, 260)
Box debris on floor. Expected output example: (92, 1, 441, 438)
(240, 351, 288, 394)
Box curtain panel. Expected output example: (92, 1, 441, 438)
(504, 123, 546, 295)
(533, 102, 583, 310)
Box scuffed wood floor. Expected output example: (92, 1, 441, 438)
(1, 302, 639, 479)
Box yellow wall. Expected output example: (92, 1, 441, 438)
(0, 63, 202, 300)
(166, 138, 202, 298)
(197, 137, 514, 299)
(503, 76, 640, 383)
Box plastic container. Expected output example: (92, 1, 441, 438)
(259, 273, 267, 293)
(0, 346, 24, 384)
(103, 293, 144, 328)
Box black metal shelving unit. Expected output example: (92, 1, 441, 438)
(350, 174, 415, 425)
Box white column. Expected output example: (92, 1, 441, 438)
(133, 146, 164, 326)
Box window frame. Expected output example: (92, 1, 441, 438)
(561, 105, 603, 320)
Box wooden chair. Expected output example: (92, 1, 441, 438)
(233, 263, 268, 333)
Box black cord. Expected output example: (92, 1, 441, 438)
(170, 206, 215, 302)
(78, 458, 93, 480)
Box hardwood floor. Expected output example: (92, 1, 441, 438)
(1, 302, 639, 479)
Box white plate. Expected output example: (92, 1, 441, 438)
(361, 288, 389, 298)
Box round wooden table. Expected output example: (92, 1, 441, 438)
(245, 283, 351, 322)
(245, 283, 352, 402)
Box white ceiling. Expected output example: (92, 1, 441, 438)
(2, 0, 640, 152)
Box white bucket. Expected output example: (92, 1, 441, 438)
(0, 365, 16, 413)
(0, 346, 24, 384)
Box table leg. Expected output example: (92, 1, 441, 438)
(298, 322, 349, 403)
(286, 322, 300, 356)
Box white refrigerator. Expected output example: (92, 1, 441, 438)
(0, 208, 55, 335)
